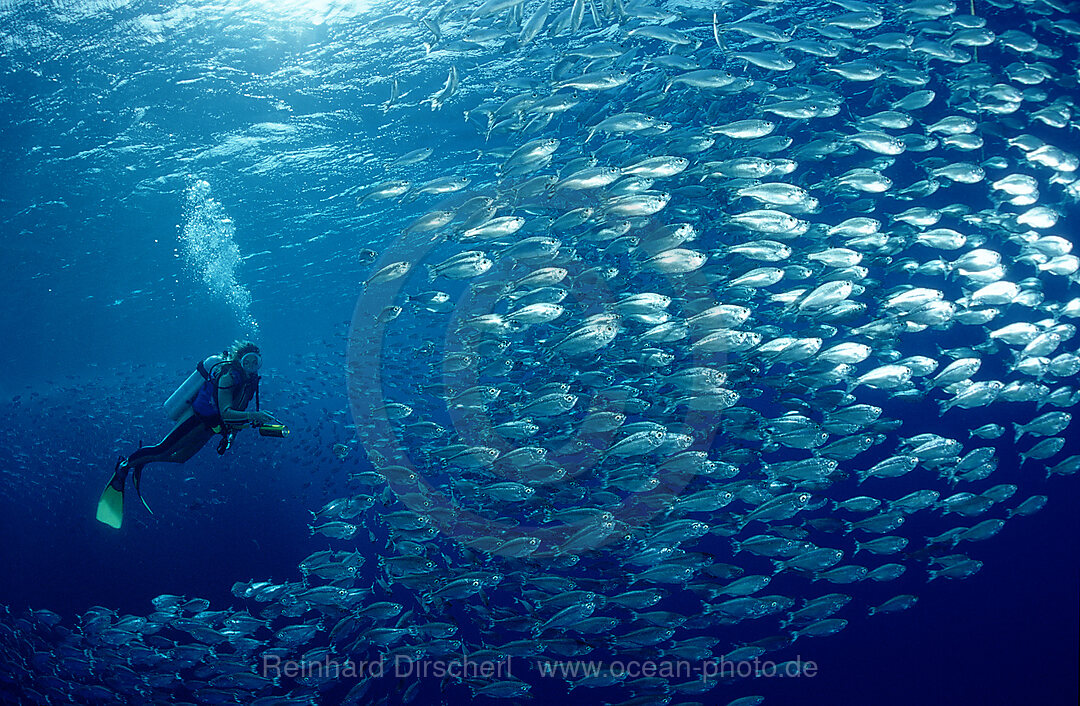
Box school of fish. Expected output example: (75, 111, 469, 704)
(2, 0, 1080, 704)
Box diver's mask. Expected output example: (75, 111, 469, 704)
(240, 352, 262, 374)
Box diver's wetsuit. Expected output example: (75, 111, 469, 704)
(125, 415, 217, 469)
(111, 364, 257, 490)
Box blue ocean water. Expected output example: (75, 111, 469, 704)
(1, 1, 1079, 705)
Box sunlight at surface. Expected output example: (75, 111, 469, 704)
(237, 0, 377, 24)
(0, 0, 383, 27)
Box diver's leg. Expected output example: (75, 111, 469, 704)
(125, 416, 207, 467)
(101, 417, 214, 526)
(127, 419, 194, 465)
(158, 423, 215, 464)
(128, 418, 215, 510)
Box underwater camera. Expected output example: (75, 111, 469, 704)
(258, 423, 290, 438)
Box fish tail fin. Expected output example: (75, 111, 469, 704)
(496, 284, 518, 303)
(712, 13, 729, 51)
(867, 607, 877, 617)
(1012, 423, 1024, 443)
(770, 559, 786, 575)
(814, 177, 838, 194)
(843, 521, 854, 534)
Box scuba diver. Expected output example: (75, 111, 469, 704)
(96, 340, 288, 529)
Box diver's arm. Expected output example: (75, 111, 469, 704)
(217, 372, 275, 425)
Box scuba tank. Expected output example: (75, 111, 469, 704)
(163, 355, 222, 421)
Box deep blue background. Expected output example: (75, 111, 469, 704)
(0, 1, 1077, 705)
